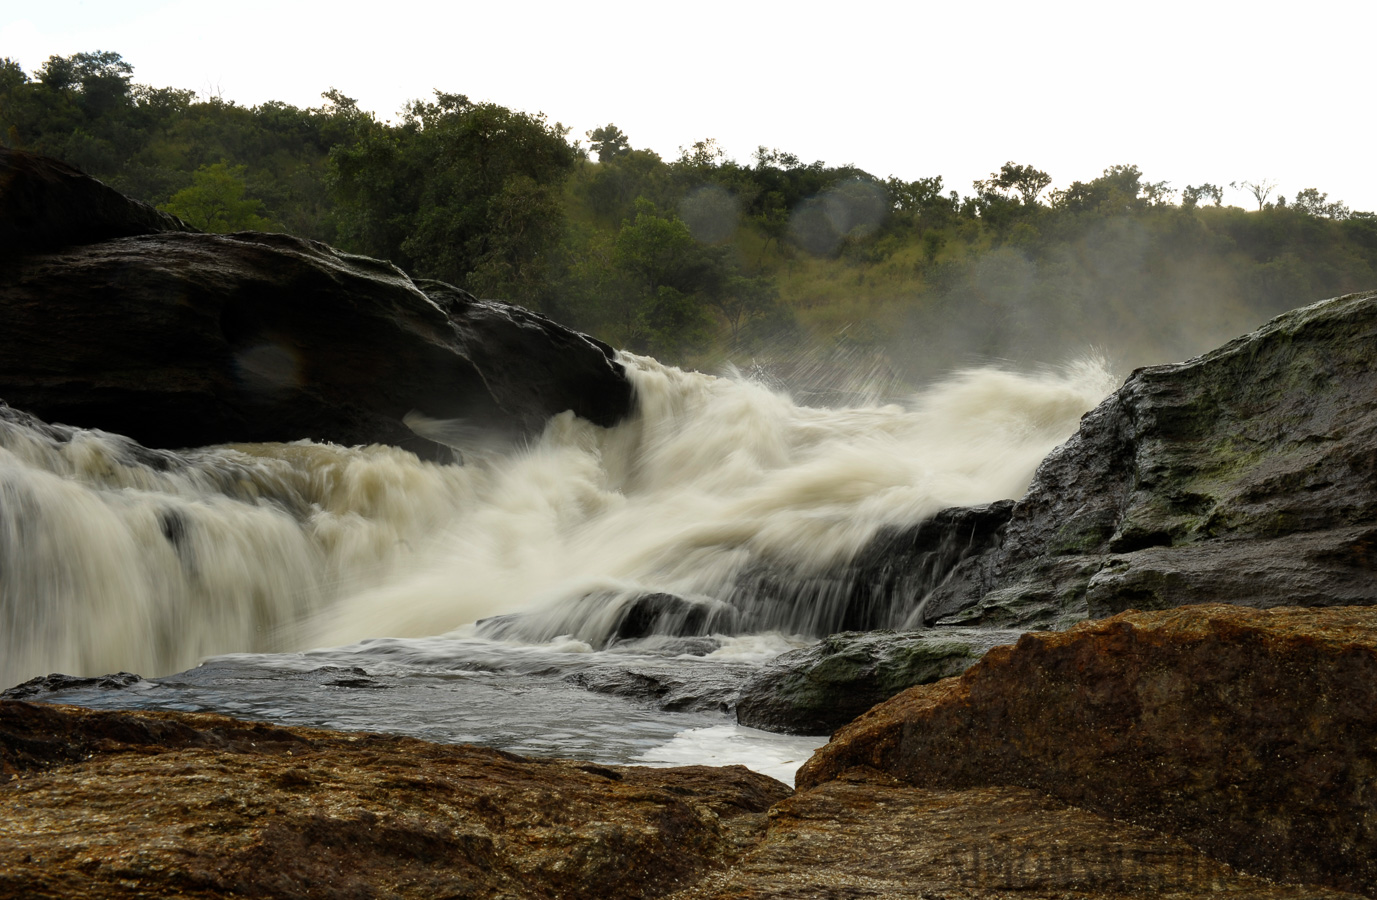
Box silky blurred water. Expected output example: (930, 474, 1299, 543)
(1, 353, 1115, 780)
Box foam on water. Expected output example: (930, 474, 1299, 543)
(0, 353, 1117, 686)
(635, 724, 827, 786)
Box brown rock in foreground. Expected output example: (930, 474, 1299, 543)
(799, 604, 1377, 896)
(0, 702, 788, 900)
(2, 698, 1358, 900)
(672, 770, 1360, 899)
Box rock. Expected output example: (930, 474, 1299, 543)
(675, 770, 1360, 899)
(0, 701, 789, 900)
(612, 592, 719, 641)
(0, 230, 631, 455)
(0, 152, 632, 456)
(918, 291, 1377, 627)
(0, 695, 1355, 899)
(797, 604, 1377, 897)
(0, 671, 142, 702)
(735, 628, 1024, 735)
(727, 501, 1015, 634)
(0, 148, 197, 251)
(564, 662, 749, 713)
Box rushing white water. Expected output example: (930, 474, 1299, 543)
(0, 354, 1117, 688)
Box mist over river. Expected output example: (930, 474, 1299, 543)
(1, 353, 1116, 778)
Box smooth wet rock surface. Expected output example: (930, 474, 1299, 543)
(800, 604, 1377, 897)
(918, 291, 1377, 627)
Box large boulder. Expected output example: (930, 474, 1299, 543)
(0, 150, 632, 455)
(916, 290, 1377, 627)
(798, 604, 1377, 896)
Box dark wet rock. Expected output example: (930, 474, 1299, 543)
(477, 591, 738, 649)
(735, 628, 1024, 735)
(799, 604, 1377, 897)
(0, 152, 632, 456)
(564, 664, 747, 713)
(0, 671, 142, 702)
(0, 701, 789, 900)
(727, 501, 1015, 635)
(0, 148, 196, 251)
(916, 291, 1377, 627)
(612, 592, 720, 642)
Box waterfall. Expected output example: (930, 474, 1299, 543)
(0, 354, 1116, 686)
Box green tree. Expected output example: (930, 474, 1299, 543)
(1053, 165, 1145, 214)
(330, 91, 577, 304)
(1181, 184, 1224, 208)
(159, 162, 276, 231)
(704, 274, 779, 345)
(586, 123, 630, 162)
(1293, 188, 1350, 219)
(976, 162, 1052, 206)
(614, 198, 700, 294)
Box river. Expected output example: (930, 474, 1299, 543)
(0, 353, 1116, 781)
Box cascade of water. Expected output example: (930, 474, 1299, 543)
(0, 354, 1117, 687)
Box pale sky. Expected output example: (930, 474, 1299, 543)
(4, 0, 1374, 212)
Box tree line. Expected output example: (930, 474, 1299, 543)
(4, 51, 1375, 376)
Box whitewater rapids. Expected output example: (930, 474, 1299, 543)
(0, 354, 1117, 687)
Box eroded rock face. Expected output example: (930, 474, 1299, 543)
(0, 151, 632, 456)
(798, 604, 1377, 897)
(0, 701, 789, 900)
(920, 291, 1377, 626)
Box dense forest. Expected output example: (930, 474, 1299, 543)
(5, 51, 1375, 385)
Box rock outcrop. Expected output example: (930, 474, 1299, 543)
(735, 627, 1024, 735)
(798, 604, 1377, 897)
(916, 291, 1377, 627)
(0, 149, 632, 456)
(1, 695, 1359, 899)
